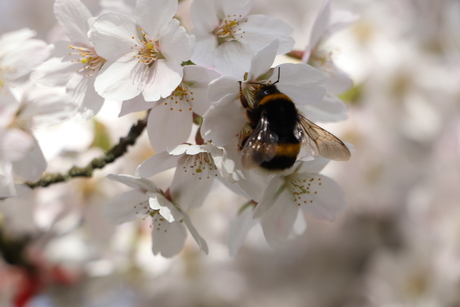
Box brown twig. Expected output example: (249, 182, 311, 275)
(25, 116, 148, 189)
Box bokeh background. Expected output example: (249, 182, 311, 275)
(1, 0, 460, 306)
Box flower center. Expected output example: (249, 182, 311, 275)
(287, 175, 321, 206)
(132, 28, 163, 66)
(68, 45, 106, 77)
(309, 49, 336, 75)
(162, 83, 195, 112)
(180, 151, 219, 180)
(213, 15, 248, 45)
(0, 65, 16, 93)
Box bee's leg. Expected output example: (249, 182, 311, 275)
(238, 81, 250, 110)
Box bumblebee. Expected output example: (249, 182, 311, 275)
(238, 69, 351, 171)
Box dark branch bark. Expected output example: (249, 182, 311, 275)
(25, 116, 148, 189)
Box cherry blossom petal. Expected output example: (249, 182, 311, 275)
(142, 59, 183, 101)
(0, 28, 35, 53)
(89, 13, 138, 61)
(106, 174, 161, 193)
(252, 175, 284, 219)
(68, 73, 105, 118)
(135, 0, 177, 39)
(291, 211, 307, 237)
(183, 65, 221, 116)
(190, 31, 217, 67)
(260, 189, 298, 246)
(2, 128, 34, 162)
(12, 137, 46, 181)
(105, 190, 149, 224)
(228, 205, 259, 257)
(136, 152, 181, 178)
(249, 39, 278, 80)
(147, 100, 193, 152)
(94, 58, 148, 101)
(158, 19, 194, 64)
(308, 0, 359, 52)
(54, 0, 92, 45)
(182, 214, 209, 254)
(31, 42, 81, 87)
(190, 0, 219, 33)
(215, 41, 253, 78)
(276, 63, 326, 105)
(119, 96, 153, 117)
(151, 219, 187, 258)
(239, 14, 294, 55)
(300, 94, 348, 123)
(0, 165, 16, 198)
(220, 0, 253, 17)
(297, 174, 346, 221)
(148, 194, 183, 222)
(207, 75, 239, 104)
(170, 156, 215, 210)
(296, 157, 330, 174)
(18, 86, 77, 129)
(324, 66, 354, 94)
(0, 30, 49, 80)
(201, 96, 246, 146)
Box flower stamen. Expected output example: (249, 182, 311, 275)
(288, 176, 320, 206)
(163, 83, 195, 112)
(213, 15, 248, 45)
(181, 152, 219, 180)
(133, 28, 163, 66)
(68, 45, 106, 77)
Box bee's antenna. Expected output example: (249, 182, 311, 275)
(245, 67, 281, 87)
(272, 67, 281, 85)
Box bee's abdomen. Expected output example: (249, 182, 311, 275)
(260, 142, 301, 171)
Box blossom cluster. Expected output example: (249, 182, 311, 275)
(0, 0, 356, 258)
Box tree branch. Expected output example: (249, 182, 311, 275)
(25, 116, 148, 189)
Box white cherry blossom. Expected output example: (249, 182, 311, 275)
(31, 0, 106, 118)
(106, 174, 208, 257)
(253, 158, 346, 246)
(119, 65, 220, 152)
(301, 0, 359, 123)
(89, 0, 194, 102)
(0, 28, 48, 94)
(189, 0, 294, 77)
(0, 84, 77, 197)
(137, 143, 225, 210)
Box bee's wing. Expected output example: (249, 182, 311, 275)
(296, 114, 351, 161)
(241, 111, 279, 169)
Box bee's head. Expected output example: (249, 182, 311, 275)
(255, 84, 280, 100)
(252, 67, 281, 101)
